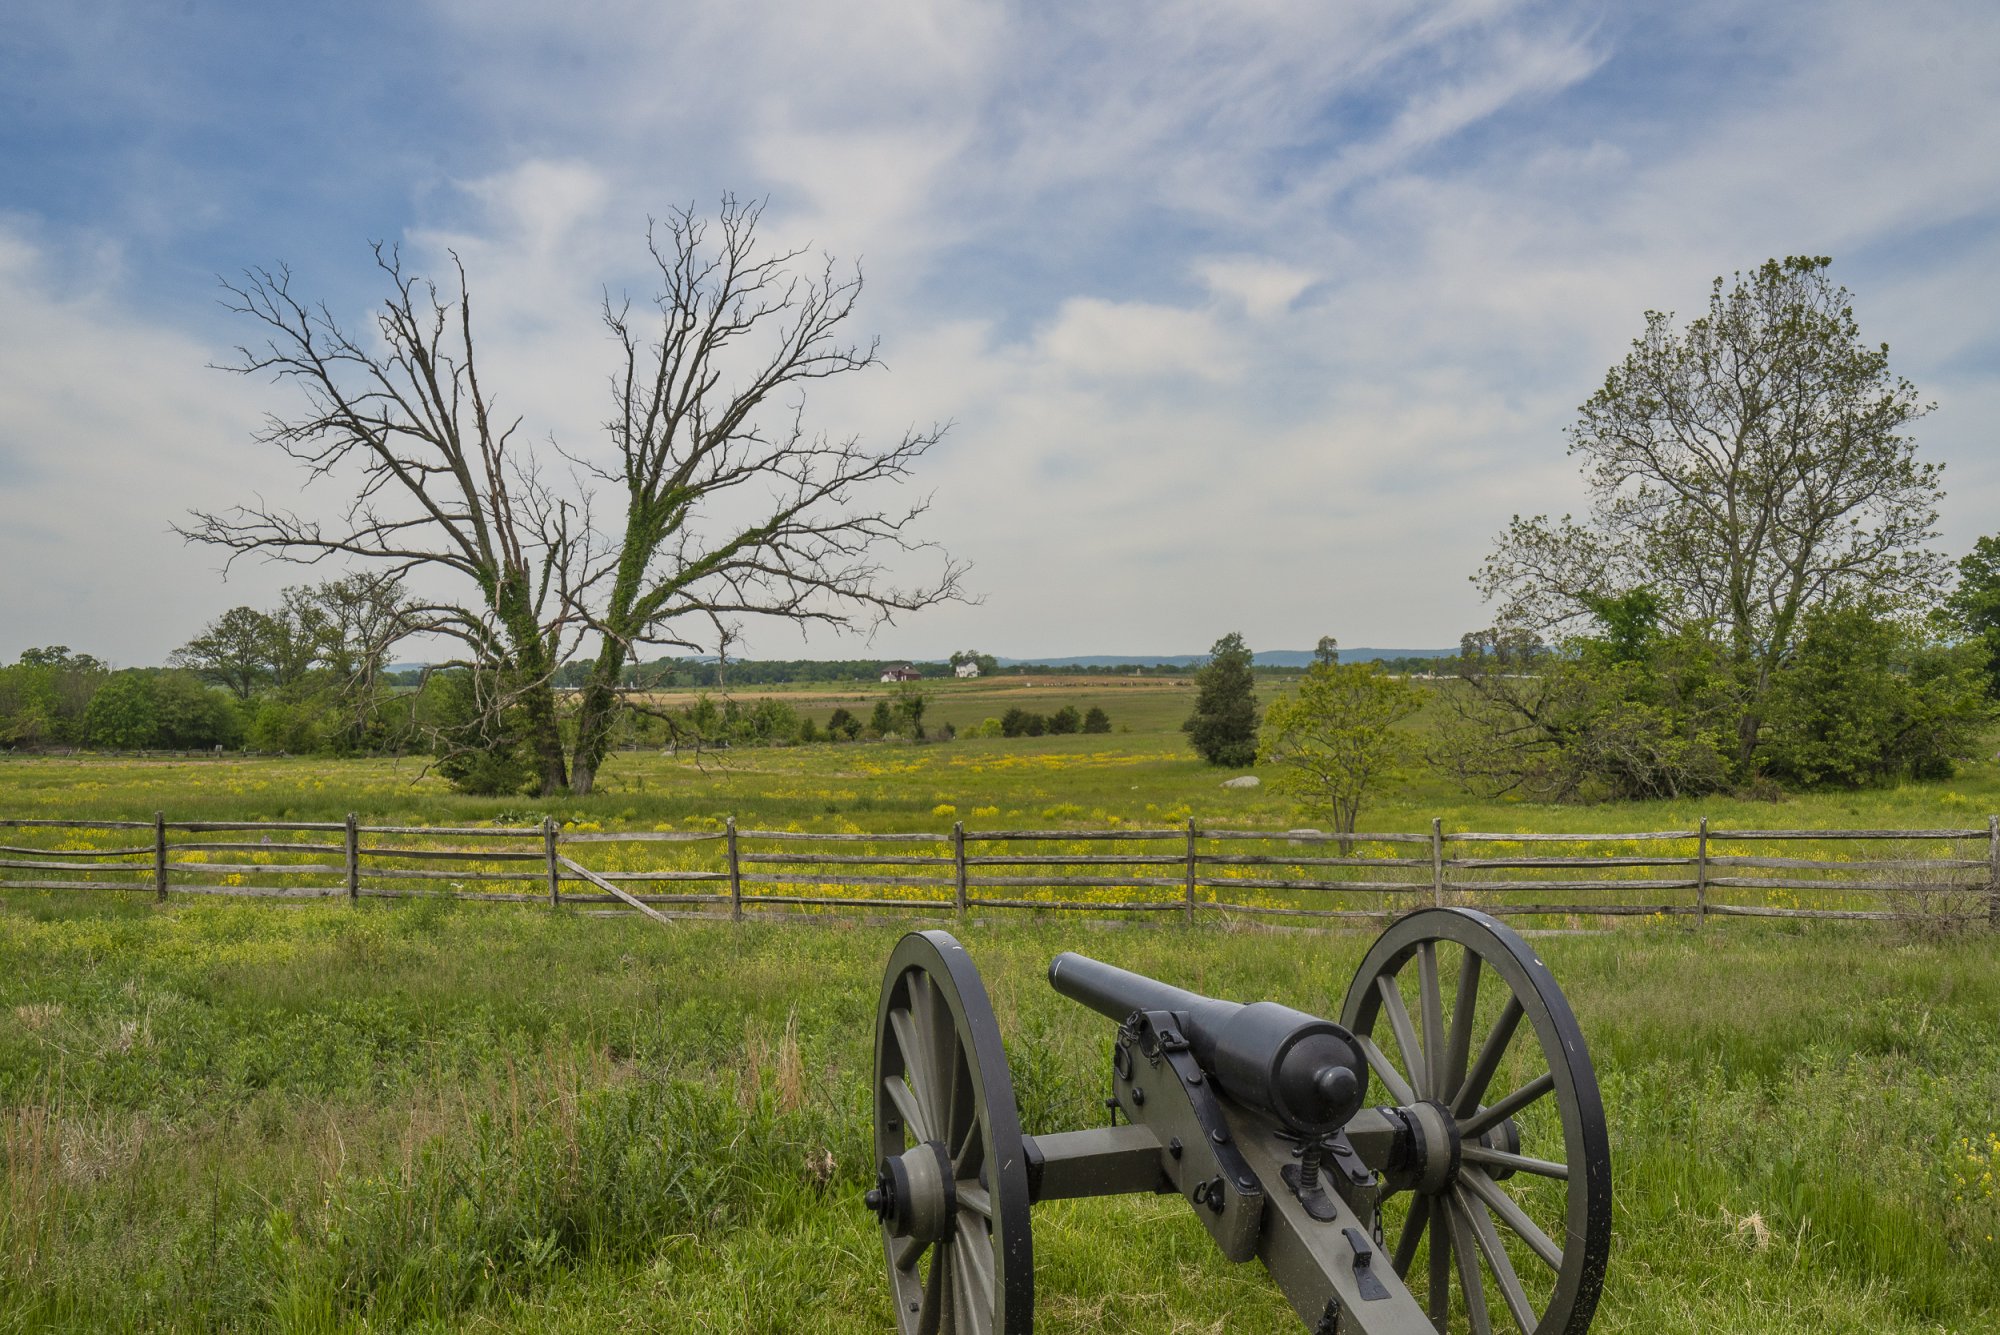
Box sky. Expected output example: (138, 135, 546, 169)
(2, 0, 1998, 666)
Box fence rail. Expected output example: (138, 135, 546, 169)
(0, 812, 1995, 928)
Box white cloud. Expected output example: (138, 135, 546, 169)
(0, 222, 295, 663)
(7, 0, 2000, 662)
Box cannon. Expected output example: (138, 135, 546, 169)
(863, 908, 1611, 1333)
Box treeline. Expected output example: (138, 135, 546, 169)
(1433, 597, 1992, 800)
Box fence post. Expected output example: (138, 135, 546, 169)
(544, 816, 560, 908)
(1988, 815, 1999, 931)
(344, 812, 359, 904)
(727, 817, 742, 922)
(953, 821, 968, 920)
(1184, 817, 1197, 926)
(1430, 818, 1445, 908)
(1695, 816, 1709, 929)
(153, 811, 167, 902)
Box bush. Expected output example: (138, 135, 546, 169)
(1760, 603, 1991, 787)
(422, 671, 537, 796)
(995, 708, 1053, 738)
(826, 707, 861, 741)
(967, 717, 1005, 738)
(1046, 706, 1081, 735)
(1082, 706, 1111, 734)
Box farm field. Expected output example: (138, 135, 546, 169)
(2, 689, 1999, 1332)
(0, 898, 1996, 1333)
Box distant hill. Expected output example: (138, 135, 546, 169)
(996, 648, 1454, 668)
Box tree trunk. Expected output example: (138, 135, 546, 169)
(568, 665, 622, 796)
(496, 582, 569, 798)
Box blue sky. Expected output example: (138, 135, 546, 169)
(3, 0, 1998, 664)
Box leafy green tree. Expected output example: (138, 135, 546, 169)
(894, 685, 929, 740)
(84, 672, 160, 749)
(170, 607, 278, 701)
(1046, 705, 1081, 735)
(1183, 632, 1260, 766)
(1081, 706, 1111, 734)
(1761, 602, 1990, 787)
(1261, 662, 1421, 846)
(1480, 256, 1942, 769)
(1313, 636, 1339, 667)
(0, 648, 105, 750)
(869, 700, 895, 738)
(1946, 535, 2000, 699)
(827, 707, 862, 741)
(150, 672, 245, 748)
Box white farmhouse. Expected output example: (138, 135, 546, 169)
(954, 661, 981, 679)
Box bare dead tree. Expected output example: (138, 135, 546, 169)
(566, 197, 966, 793)
(179, 247, 589, 795)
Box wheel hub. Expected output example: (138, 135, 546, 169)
(868, 1141, 956, 1242)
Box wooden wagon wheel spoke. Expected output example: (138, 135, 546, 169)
(889, 1010, 934, 1130)
(911, 976, 958, 1142)
(1461, 1166, 1564, 1272)
(1428, 1207, 1453, 1327)
(1343, 907, 1611, 1335)
(1417, 941, 1449, 1100)
(955, 1218, 996, 1320)
(1356, 1034, 1419, 1107)
(916, 1245, 949, 1335)
(1461, 1071, 1555, 1142)
(892, 1233, 929, 1272)
(1447, 1191, 1494, 1335)
(1459, 1184, 1540, 1335)
(952, 1117, 983, 1177)
(1391, 1192, 1432, 1277)
(1443, 948, 1483, 1102)
(885, 1074, 932, 1145)
(1453, 994, 1524, 1118)
(1375, 973, 1431, 1099)
(957, 1182, 993, 1220)
(1461, 1144, 1570, 1181)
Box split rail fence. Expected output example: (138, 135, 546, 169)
(2, 813, 1998, 928)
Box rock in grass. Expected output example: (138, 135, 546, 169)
(1220, 775, 1260, 789)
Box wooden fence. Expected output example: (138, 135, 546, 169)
(2, 813, 1997, 928)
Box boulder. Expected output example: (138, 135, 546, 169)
(1220, 775, 1260, 789)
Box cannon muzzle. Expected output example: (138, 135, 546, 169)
(1048, 953, 1367, 1135)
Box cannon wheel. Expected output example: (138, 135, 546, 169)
(871, 930, 1034, 1334)
(1342, 908, 1611, 1335)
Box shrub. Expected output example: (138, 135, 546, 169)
(1046, 705, 1081, 735)
(1082, 706, 1111, 734)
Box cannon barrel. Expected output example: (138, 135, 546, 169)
(1048, 953, 1367, 1135)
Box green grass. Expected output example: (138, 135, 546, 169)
(0, 896, 1995, 1332)
(2, 694, 1999, 1330)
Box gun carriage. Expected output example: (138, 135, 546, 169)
(863, 907, 1611, 1333)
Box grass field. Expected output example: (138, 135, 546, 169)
(2, 679, 1998, 1331)
(1, 899, 1996, 1333)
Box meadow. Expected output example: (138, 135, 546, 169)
(2, 677, 1998, 1331)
